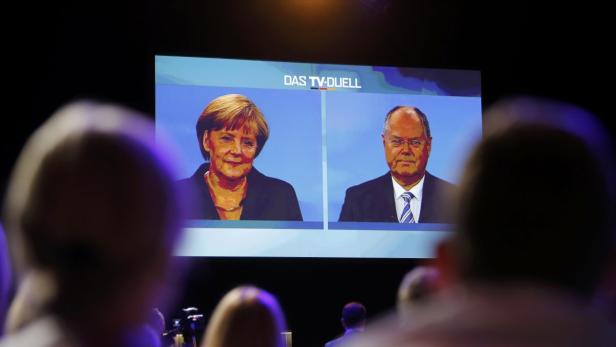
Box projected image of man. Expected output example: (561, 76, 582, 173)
(339, 106, 453, 223)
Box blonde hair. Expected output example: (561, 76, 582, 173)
(196, 94, 269, 160)
(201, 286, 286, 347)
(397, 266, 439, 312)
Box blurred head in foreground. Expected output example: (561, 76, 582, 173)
(201, 286, 286, 347)
(2, 101, 183, 346)
(397, 266, 439, 314)
(439, 97, 615, 299)
(0, 224, 10, 336)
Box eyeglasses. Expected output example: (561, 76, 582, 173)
(385, 136, 427, 148)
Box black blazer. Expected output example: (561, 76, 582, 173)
(177, 163, 303, 221)
(338, 171, 454, 223)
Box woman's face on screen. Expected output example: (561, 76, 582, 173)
(204, 126, 258, 180)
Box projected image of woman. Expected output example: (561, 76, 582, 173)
(178, 94, 303, 221)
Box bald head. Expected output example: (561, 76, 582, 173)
(383, 106, 431, 138)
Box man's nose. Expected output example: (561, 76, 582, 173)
(400, 142, 413, 153)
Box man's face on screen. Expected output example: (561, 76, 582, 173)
(204, 126, 258, 181)
(382, 109, 432, 185)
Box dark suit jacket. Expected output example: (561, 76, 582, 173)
(177, 163, 303, 221)
(338, 171, 454, 223)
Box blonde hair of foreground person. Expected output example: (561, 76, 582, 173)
(201, 286, 287, 347)
(2, 101, 183, 347)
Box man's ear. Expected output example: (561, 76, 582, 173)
(435, 237, 459, 289)
(426, 137, 432, 155)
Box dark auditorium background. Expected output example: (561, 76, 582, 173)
(3, 1, 613, 347)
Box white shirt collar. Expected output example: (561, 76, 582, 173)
(392, 174, 425, 200)
(392, 174, 426, 222)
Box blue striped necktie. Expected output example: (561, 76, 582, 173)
(400, 192, 416, 223)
